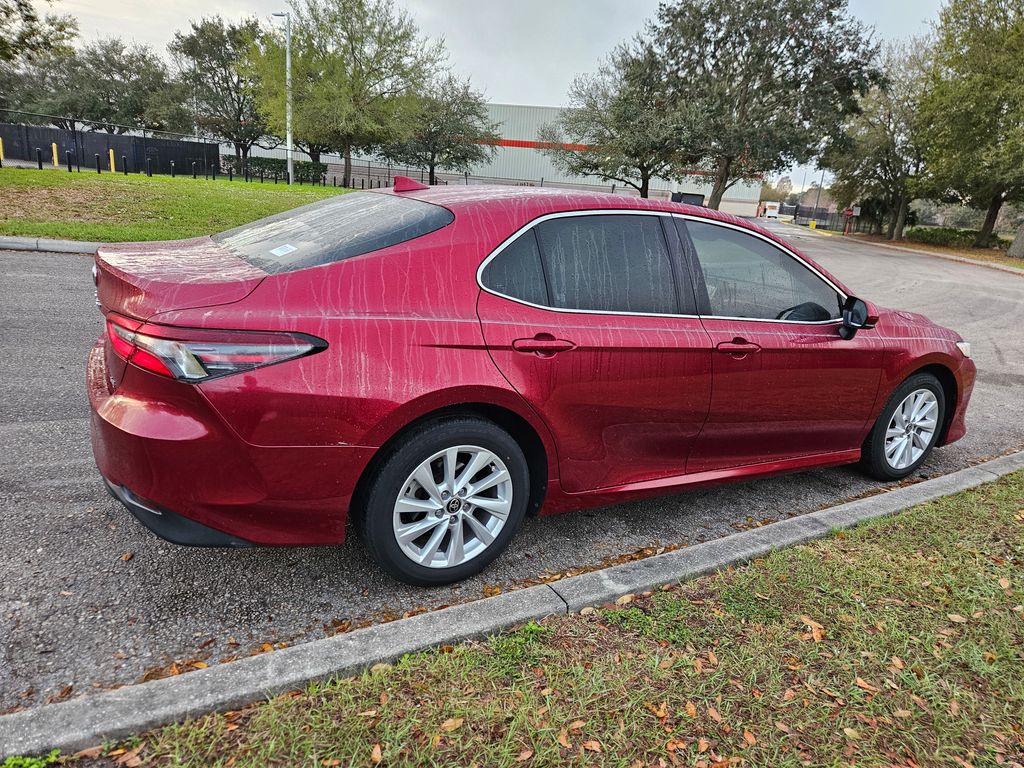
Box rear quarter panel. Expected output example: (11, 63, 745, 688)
(149, 212, 557, 460)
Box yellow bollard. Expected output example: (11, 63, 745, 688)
(109, 148, 116, 173)
(0, 136, 4, 162)
(809, 219, 817, 230)
(52, 142, 59, 167)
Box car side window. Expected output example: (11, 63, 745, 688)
(684, 220, 842, 321)
(481, 229, 549, 306)
(534, 215, 678, 314)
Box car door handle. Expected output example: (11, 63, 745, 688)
(716, 339, 761, 357)
(512, 334, 576, 355)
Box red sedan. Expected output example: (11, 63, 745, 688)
(87, 180, 975, 585)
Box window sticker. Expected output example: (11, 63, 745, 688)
(270, 244, 298, 257)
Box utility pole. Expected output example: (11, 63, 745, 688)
(273, 11, 294, 185)
(812, 167, 826, 212)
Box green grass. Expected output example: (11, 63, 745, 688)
(0, 166, 347, 242)
(51, 471, 1024, 766)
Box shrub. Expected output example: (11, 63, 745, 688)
(220, 156, 327, 184)
(904, 226, 1011, 250)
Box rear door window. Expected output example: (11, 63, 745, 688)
(213, 191, 454, 274)
(534, 215, 678, 314)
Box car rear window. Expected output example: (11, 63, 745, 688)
(212, 191, 454, 274)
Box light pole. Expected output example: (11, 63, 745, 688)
(272, 11, 293, 185)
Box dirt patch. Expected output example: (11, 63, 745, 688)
(0, 182, 150, 223)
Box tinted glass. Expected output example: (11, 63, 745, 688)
(686, 221, 841, 321)
(213, 192, 454, 274)
(535, 215, 677, 314)
(481, 229, 548, 305)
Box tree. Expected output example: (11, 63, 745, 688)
(378, 73, 501, 184)
(918, 0, 1024, 248)
(651, 0, 881, 209)
(822, 40, 931, 241)
(760, 175, 793, 202)
(0, 0, 76, 63)
(538, 43, 707, 198)
(250, 0, 444, 186)
(17, 38, 185, 132)
(169, 17, 267, 164)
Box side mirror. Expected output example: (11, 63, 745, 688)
(838, 296, 875, 340)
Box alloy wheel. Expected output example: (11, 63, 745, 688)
(392, 445, 513, 569)
(884, 388, 939, 470)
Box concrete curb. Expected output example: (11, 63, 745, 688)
(1, 451, 1021, 757)
(0, 236, 102, 254)
(0, 584, 566, 757)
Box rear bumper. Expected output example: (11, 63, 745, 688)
(87, 339, 377, 546)
(104, 478, 253, 547)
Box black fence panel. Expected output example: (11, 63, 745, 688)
(0, 122, 218, 175)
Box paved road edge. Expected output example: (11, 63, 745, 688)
(781, 223, 1024, 276)
(2, 450, 1023, 757)
(0, 236, 101, 254)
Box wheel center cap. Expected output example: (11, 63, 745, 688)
(446, 497, 463, 514)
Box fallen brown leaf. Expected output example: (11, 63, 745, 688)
(855, 677, 879, 693)
(440, 717, 464, 732)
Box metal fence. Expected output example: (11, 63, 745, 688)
(0, 110, 219, 175)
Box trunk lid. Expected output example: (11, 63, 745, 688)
(94, 236, 267, 320)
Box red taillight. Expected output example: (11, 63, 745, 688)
(104, 313, 326, 382)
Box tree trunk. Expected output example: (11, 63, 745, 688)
(428, 162, 436, 186)
(639, 173, 650, 199)
(892, 196, 910, 241)
(885, 209, 897, 241)
(707, 157, 732, 210)
(308, 148, 320, 164)
(342, 142, 352, 188)
(974, 191, 1003, 248)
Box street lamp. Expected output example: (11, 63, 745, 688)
(272, 11, 293, 185)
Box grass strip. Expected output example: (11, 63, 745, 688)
(29, 471, 1024, 767)
(0, 167, 347, 243)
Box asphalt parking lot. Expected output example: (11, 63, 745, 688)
(2, 226, 1023, 711)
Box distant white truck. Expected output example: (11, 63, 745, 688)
(763, 201, 780, 219)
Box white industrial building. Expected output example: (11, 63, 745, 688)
(462, 104, 760, 216)
(251, 102, 760, 216)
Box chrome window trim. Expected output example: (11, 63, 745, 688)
(475, 209, 847, 326)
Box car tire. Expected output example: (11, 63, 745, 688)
(358, 417, 530, 586)
(860, 372, 946, 481)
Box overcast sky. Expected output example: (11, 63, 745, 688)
(39, 0, 944, 187)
